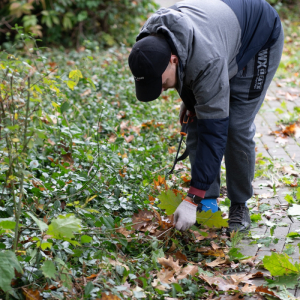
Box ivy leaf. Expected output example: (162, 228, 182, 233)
(196, 210, 228, 228)
(263, 252, 300, 276)
(0, 251, 23, 292)
(286, 232, 300, 238)
(41, 260, 57, 279)
(27, 212, 48, 233)
(47, 214, 81, 239)
(0, 218, 16, 230)
(157, 190, 182, 215)
(250, 213, 262, 222)
(266, 274, 299, 289)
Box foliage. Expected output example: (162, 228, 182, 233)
(0, 251, 23, 292)
(0, 0, 158, 48)
(263, 252, 300, 276)
(0, 13, 299, 299)
(157, 189, 182, 215)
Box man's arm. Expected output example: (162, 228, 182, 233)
(189, 56, 230, 195)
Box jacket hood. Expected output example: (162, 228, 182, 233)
(136, 7, 194, 93)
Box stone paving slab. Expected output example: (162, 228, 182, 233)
(239, 80, 300, 298)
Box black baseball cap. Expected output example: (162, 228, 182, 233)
(128, 35, 171, 102)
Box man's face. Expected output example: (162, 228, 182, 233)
(161, 55, 178, 93)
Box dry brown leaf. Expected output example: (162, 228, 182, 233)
(173, 250, 188, 263)
(100, 293, 122, 300)
(177, 265, 198, 280)
(275, 136, 288, 145)
(255, 285, 275, 296)
(116, 227, 133, 238)
(168, 146, 177, 154)
(200, 275, 237, 291)
(80, 88, 91, 97)
(129, 125, 141, 135)
(132, 209, 154, 231)
(206, 257, 228, 268)
(157, 257, 181, 275)
(192, 231, 206, 241)
(195, 246, 212, 253)
(22, 288, 42, 300)
(107, 258, 129, 271)
(211, 241, 220, 250)
(86, 274, 97, 280)
(152, 269, 176, 290)
(285, 92, 297, 101)
(108, 134, 117, 143)
(124, 135, 134, 143)
(202, 249, 225, 257)
(241, 283, 257, 293)
(116, 111, 126, 119)
(230, 273, 254, 285)
(120, 120, 129, 132)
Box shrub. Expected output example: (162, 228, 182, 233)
(0, 0, 158, 49)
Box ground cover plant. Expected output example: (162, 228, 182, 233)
(0, 13, 300, 300)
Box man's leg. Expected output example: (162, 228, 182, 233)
(225, 26, 284, 233)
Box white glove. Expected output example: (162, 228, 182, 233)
(174, 200, 197, 231)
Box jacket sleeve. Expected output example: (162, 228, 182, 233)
(189, 56, 230, 192)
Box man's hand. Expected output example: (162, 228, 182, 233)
(174, 198, 197, 231)
(179, 102, 187, 125)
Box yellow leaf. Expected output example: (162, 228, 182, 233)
(69, 69, 83, 83)
(85, 195, 97, 204)
(0, 64, 5, 70)
(15, 113, 18, 120)
(51, 101, 60, 109)
(67, 80, 76, 90)
(50, 84, 60, 94)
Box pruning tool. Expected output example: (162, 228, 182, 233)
(168, 113, 190, 175)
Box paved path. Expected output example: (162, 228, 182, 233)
(239, 80, 300, 298)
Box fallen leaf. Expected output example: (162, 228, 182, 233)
(202, 249, 225, 258)
(100, 292, 122, 300)
(108, 134, 117, 143)
(241, 284, 257, 293)
(132, 210, 154, 231)
(173, 250, 188, 263)
(116, 111, 126, 119)
(177, 265, 198, 280)
(152, 269, 176, 290)
(211, 241, 220, 250)
(255, 285, 275, 296)
(107, 258, 129, 271)
(275, 136, 288, 145)
(22, 288, 42, 300)
(206, 257, 228, 268)
(200, 275, 237, 291)
(157, 257, 181, 275)
(124, 135, 134, 143)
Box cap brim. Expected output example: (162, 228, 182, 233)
(135, 76, 162, 102)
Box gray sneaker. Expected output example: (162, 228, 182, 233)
(227, 204, 250, 235)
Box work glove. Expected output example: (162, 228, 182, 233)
(174, 199, 197, 231)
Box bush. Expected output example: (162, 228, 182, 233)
(0, 0, 158, 49)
